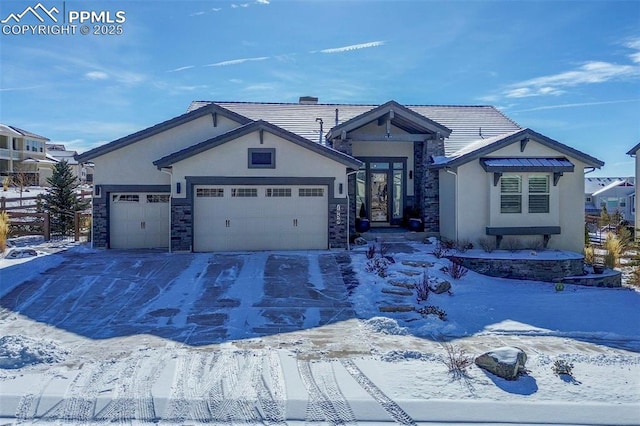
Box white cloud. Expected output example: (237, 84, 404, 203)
(510, 98, 639, 113)
(189, 11, 206, 16)
(256, 0, 270, 4)
(231, 3, 250, 8)
(167, 65, 195, 73)
(318, 41, 385, 54)
(629, 52, 640, 64)
(205, 56, 269, 67)
(212, 7, 221, 12)
(85, 71, 109, 80)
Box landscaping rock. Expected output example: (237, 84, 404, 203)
(354, 237, 368, 245)
(431, 280, 451, 294)
(379, 306, 415, 313)
(475, 346, 527, 380)
(381, 287, 414, 296)
(399, 270, 421, 277)
(401, 260, 434, 268)
(5, 248, 38, 259)
(388, 280, 415, 290)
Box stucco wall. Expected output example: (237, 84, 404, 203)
(443, 139, 588, 252)
(93, 114, 241, 186)
(438, 169, 457, 241)
(170, 130, 349, 199)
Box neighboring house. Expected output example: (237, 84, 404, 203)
(0, 124, 52, 186)
(626, 143, 640, 233)
(584, 177, 635, 222)
(76, 99, 603, 253)
(47, 144, 94, 184)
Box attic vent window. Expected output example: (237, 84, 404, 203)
(248, 148, 275, 169)
(299, 96, 318, 105)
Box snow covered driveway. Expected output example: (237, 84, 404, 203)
(1, 244, 639, 425)
(1, 250, 355, 345)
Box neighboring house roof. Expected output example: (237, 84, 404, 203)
(8, 126, 50, 141)
(153, 120, 363, 170)
(626, 142, 640, 156)
(585, 177, 635, 194)
(430, 128, 604, 169)
(0, 124, 23, 137)
(47, 143, 67, 151)
(188, 101, 521, 156)
(49, 150, 79, 165)
(591, 179, 634, 197)
(76, 103, 253, 162)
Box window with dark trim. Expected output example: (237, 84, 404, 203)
(248, 148, 275, 168)
(299, 188, 324, 197)
(196, 188, 224, 197)
(232, 188, 258, 197)
(266, 188, 291, 197)
(147, 194, 170, 203)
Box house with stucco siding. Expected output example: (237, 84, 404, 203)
(76, 98, 603, 253)
(626, 143, 640, 235)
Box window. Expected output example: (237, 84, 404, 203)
(586, 196, 592, 202)
(232, 188, 257, 197)
(147, 194, 170, 203)
(248, 148, 275, 168)
(113, 194, 139, 203)
(196, 188, 224, 197)
(500, 175, 522, 213)
(528, 175, 549, 213)
(266, 188, 291, 197)
(299, 188, 324, 197)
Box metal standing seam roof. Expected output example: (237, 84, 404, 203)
(585, 177, 635, 194)
(480, 157, 575, 170)
(188, 101, 522, 156)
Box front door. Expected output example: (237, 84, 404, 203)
(370, 172, 389, 222)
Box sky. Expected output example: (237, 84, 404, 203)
(0, 0, 639, 177)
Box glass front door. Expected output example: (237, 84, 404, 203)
(370, 172, 388, 222)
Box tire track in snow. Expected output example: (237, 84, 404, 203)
(297, 359, 356, 425)
(253, 350, 287, 425)
(340, 359, 416, 425)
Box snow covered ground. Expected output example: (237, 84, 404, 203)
(0, 238, 639, 425)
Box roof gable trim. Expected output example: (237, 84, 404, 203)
(153, 120, 362, 169)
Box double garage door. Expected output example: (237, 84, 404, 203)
(193, 185, 328, 251)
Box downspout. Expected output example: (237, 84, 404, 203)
(346, 169, 359, 251)
(445, 168, 458, 242)
(160, 167, 173, 253)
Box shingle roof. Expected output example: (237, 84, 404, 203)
(8, 125, 49, 141)
(626, 142, 640, 156)
(188, 101, 522, 156)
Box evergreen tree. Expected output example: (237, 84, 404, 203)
(43, 161, 89, 236)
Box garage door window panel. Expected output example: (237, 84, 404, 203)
(299, 188, 324, 197)
(266, 188, 292, 197)
(197, 188, 224, 197)
(232, 188, 258, 197)
(113, 194, 139, 203)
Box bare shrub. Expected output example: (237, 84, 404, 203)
(442, 343, 473, 378)
(378, 240, 391, 257)
(432, 242, 448, 259)
(456, 239, 473, 252)
(502, 237, 522, 252)
(528, 238, 545, 251)
(478, 237, 496, 253)
(552, 359, 574, 377)
(366, 243, 376, 259)
(446, 257, 468, 280)
(365, 257, 390, 277)
(415, 270, 430, 303)
(417, 305, 447, 321)
(441, 239, 456, 250)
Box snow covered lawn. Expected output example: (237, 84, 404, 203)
(0, 239, 639, 425)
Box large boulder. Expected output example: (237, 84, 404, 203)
(430, 280, 451, 294)
(475, 346, 527, 380)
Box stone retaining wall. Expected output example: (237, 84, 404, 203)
(455, 254, 584, 282)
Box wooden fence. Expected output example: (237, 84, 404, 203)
(1, 191, 92, 242)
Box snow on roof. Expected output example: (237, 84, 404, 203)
(592, 179, 634, 196)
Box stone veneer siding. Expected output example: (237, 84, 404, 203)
(563, 270, 622, 288)
(171, 200, 192, 251)
(92, 196, 108, 248)
(329, 200, 348, 249)
(455, 254, 584, 282)
(421, 138, 445, 233)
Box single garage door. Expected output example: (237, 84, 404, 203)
(193, 185, 328, 251)
(110, 193, 170, 249)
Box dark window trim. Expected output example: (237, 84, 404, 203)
(248, 148, 275, 169)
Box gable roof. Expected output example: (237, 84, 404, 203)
(431, 128, 604, 169)
(585, 176, 635, 194)
(188, 101, 521, 156)
(76, 104, 252, 162)
(326, 100, 452, 139)
(0, 124, 49, 141)
(153, 120, 362, 169)
(592, 179, 634, 197)
(626, 142, 640, 156)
